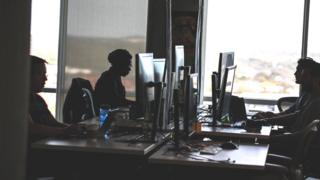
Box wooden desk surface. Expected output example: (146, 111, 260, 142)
(31, 134, 166, 156)
(149, 142, 269, 171)
(196, 125, 272, 140)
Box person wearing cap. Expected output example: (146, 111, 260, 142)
(94, 49, 134, 108)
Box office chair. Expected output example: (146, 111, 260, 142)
(63, 78, 97, 124)
(277, 97, 298, 112)
(265, 119, 320, 180)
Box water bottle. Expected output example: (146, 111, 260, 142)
(99, 104, 109, 128)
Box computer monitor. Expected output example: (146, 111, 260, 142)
(153, 58, 166, 129)
(211, 72, 219, 121)
(174, 45, 185, 87)
(183, 73, 198, 136)
(218, 52, 234, 89)
(164, 72, 176, 129)
(153, 58, 166, 83)
(135, 53, 155, 118)
(216, 65, 237, 124)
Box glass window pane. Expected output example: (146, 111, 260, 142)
(308, 0, 320, 62)
(204, 0, 303, 100)
(30, 0, 60, 89)
(63, 0, 148, 102)
(39, 92, 57, 116)
(30, 0, 60, 117)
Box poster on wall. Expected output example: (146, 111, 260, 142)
(172, 11, 198, 72)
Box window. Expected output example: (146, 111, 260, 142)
(31, 0, 60, 115)
(204, 0, 304, 102)
(62, 0, 148, 103)
(308, 0, 320, 62)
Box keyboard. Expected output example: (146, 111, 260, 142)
(232, 120, 246, 128)
(215, 120, 246, 128)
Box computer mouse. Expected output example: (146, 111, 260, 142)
(220, 141, 238, 150)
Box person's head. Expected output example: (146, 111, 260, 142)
(108, 49, 132, 76)
(30, 55, 48, 93)
(294, 57, 317, 89)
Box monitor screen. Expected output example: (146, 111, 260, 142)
(216, 65, 237, 123)
(153, 58, 166, 128)
(218, 52, 234, 89)
(135, 53, 155, 118)
(184, 73, 198, 136)
(153, 58, 166, 83)
(174, 45, 185, 86)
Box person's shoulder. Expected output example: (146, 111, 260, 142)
(312, 97, 320, 104)
(30, 93, 48, 108)
(304, 97, 320, 111)
(32, 93, 45, 102)
(96, 70, 110, 82)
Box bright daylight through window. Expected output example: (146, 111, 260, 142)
(204, 0, 305, 103)
(308, 0, 320, 62)
(30, 0, 60, 116)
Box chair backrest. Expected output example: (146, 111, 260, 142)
(63, 78, 97, 124)
(293, 119, 319, 166)
(277, 96, 298, 112)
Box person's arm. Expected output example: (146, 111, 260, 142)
(28, 115, 66, 138)
(252, 111, 276, 119)
(248, 111, 298, 127)
(28, 115, 83, 139)
(43, 109, 68, 127)
(277, 104, 296, 116)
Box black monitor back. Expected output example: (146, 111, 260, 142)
(216, 65, 237, 123)
(218, 52, 234, 89)
(183, 73, 198, 136)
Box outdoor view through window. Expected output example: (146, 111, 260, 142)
(30, 0, 60, 116)
(204, 0, 306, 101)
(30, 0, 319, 115)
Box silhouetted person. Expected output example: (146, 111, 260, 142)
(258, 62, 320, 157)
(94, 49, 134, 109)
(252, 57, 317, 119)
(247, 59, 320, 132)
(28, 55, 81, 142)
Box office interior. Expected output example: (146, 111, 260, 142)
(1, 0, 320, 179)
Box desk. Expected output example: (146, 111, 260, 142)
(30, 133, 168, 179)
(149, 142, 269, 170)
(148, 142, 269, 179)
(32, 135, 163, 156)
(195, 125, 272, 140)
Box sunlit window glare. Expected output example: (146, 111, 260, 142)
(30, 0, 60, 115)
(204, 0, 306, 100)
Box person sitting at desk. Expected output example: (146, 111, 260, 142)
(252, 57, 317, 119)
(94, 49, 134, 109)
(247, 60, 320, 133)
(29, 55, 82, 142)
(247, 62, 320, 157)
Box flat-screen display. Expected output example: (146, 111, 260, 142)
(184, 73, 198, 136)
(174, 45, 185, 87)
(218, 52, 234, 89)
(153, 58, 166, 83)
(216, 65, 237, 123)
(135, 53, 155, 118)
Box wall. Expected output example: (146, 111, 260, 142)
(0, 0, 30, 179)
